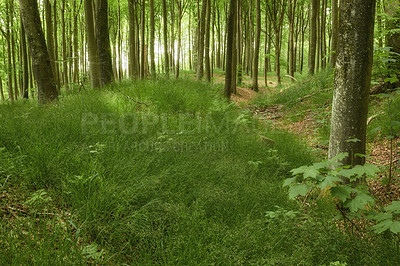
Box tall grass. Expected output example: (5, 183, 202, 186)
(0, 78, 398, 264)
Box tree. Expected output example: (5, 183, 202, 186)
(149, 0, 156, 78)
(330, 0, 339, 68)
(85, 0, 101, 87)
(197, 0, 207, 81)
(96, 0, 115, 86)
(19, 0, 58, 103)
(162, 0, 169, 77)
(328, 0, 376, 168)
(308, 0, 318, 75)
(251, 0, 261, 91)
(224, 0, 236, 99)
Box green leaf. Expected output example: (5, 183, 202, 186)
(329, 152, 348, 163)
(290, 165, 308, 176)
(385, 201, 400, 214)
(318, 175, 342, 189)
(390, 221, 400, 234)
(344, 193, 375, 212)
(283, 177, 297, 187)
(302, 167, 320, 179)
(372, 220, 393, 234)
(288, 184, 311, 199)
(371, 212, 393, 221)
(331, 186, 353, 202)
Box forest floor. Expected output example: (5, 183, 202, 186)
(1, 73, 400, 264)
(232, 75, 400, 205)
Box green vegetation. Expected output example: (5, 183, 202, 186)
(0, 79, 399, 264)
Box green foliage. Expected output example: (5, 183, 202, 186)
(284, 153, 379, 213)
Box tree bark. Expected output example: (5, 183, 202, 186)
(20, 18, 29, 99)
(251, 0, 261, 91)
(330, 0, 339, 68)
(149, 0, 156, 78)
(224, 0, 236, 99)
(162, 0, 169, 77)
(19, 0, 58, 103)
(140, 0, 145, 79)
(96, 0, 114, 86)
(197, 0, 208, 81)
(85, 0, 101, 87)
(205, 0, 212, 82)
(309, 0, 318, 75)
(328, 0, 376, 168)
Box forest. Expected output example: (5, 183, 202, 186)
(1, 0, 400, 264)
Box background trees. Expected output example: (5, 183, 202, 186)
(0, 0, 397, 102)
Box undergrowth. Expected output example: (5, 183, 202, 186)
(0, 78, 398, 264)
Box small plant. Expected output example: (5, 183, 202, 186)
(284, 153, 378, 214)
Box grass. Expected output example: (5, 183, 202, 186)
(0, 78, 399, 264)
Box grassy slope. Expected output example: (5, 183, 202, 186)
(0, 78, 397, 264)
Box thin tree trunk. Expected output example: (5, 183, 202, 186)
(162, 0, 169, 77)
(6, 0, 14, 102)
(149, 0, 156, 77)
(205, 0, 212, 82)
(140, 0, 145, 79)
(309, 0, 318, 75)
(20, 18, 29, 99)
(197, 0, 207, 81)
(251, 0, 261, 91)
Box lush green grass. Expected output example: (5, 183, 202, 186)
(0, 78, 398, 264)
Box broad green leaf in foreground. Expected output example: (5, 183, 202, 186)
(289, 184, 311, 199)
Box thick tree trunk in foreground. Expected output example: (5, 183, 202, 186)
(19, 0, 58, 103)
(149, 0, 156, 78)
(96, 0, 115, 86)
(328, 0, 376, 167)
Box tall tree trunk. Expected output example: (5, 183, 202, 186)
(162, 0, 169, 77)
(140, 0, 145, 79)
(10, 3, 19, 99)
(175, 1, 182, 79)
(197, 0, 207, 81)
(61, 0, 69, 89)
(330, 0, 339, 68)
(251, 0, 261, 91)
(328, 0, 376, 168)
(309, 0, 318, 75)
(19, 0, 58, 103)
(149, 0, 156, 78)
(205, 0, 212, 82)
(224, 0, 236, 99)
(85, 0, 101, 87)
(45, 0, 56, 92)
(128, 0, 138, 78)
(53, 0, 60, 90)
(6, 0, 14, 102)
(20, 18, 29, 99)
(96, 0, 115, 86)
